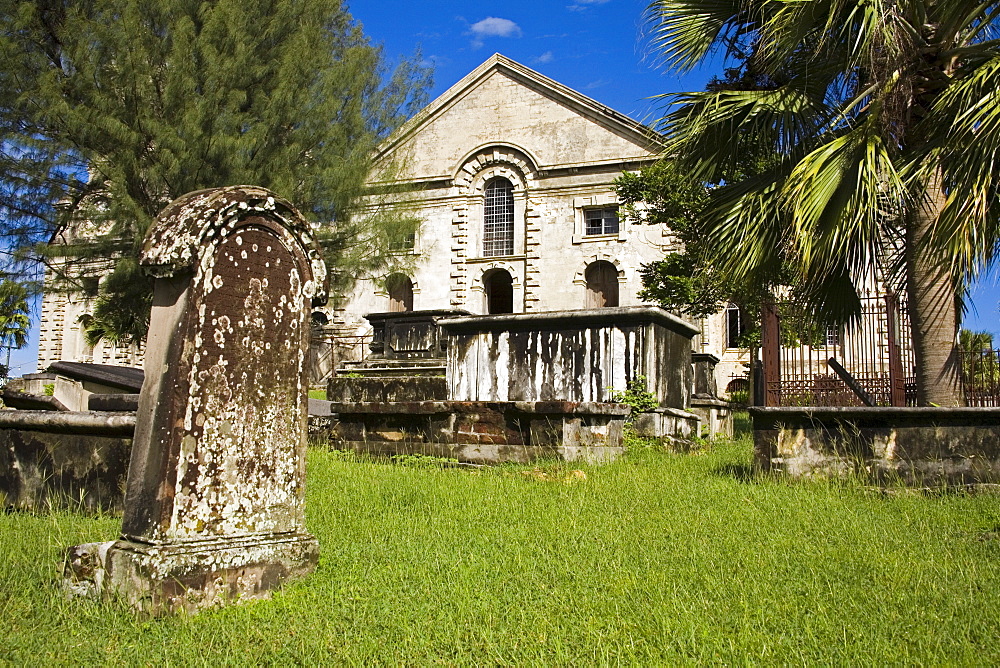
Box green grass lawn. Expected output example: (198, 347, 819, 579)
(3, 431, 1000, 664)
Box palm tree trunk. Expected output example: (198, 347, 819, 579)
(905, 176, 962, 406)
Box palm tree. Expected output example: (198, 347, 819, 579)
(0, 279, 31, 376)
(645, 1, 1000, 406)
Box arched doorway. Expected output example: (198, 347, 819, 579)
(386, 274, 413, 312)
(483, 269, 513, 314)
(585, 260, 619, 308)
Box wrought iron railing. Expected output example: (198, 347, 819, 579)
(762, 293, 915, 407)
(962, 348, 1000, 407)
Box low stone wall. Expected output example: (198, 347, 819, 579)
(0, 411, 135, 510)
(325, 400, 629, 464)
(689, 398, 733, 439)
(752, 407, 1000, 486)
(327, 376, 447, 402)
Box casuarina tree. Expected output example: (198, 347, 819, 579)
(1, 0, 430, 342)
(645, 0, 1000, 406)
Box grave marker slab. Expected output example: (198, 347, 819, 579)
(64, 186, 327, 614)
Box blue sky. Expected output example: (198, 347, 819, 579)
(9, 0, 1000, 374)
(351, 0, 709, 125)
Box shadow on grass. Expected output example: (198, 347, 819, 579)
(711, 463, 762, 483)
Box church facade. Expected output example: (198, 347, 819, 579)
(38, 55, 748, 392)
(324, 54, 740, 387)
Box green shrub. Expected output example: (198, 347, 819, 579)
(610, 375, 658, 414)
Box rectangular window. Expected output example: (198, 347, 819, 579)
(387, 232, 416, 253)
(585, 207, 620, 236)
(725, 304, 743, 348)
(825, 324, 840, 347)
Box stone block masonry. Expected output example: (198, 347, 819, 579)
(327, 400, 629, 464)
(752, 407, 1000, 486)
(63, 186, 328, 615)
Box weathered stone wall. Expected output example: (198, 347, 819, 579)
(326, 400, 628, 464)
(327, 376, 447, 403)
(441, 307, 698, 407)
(0, 412, 135, 510)
(752, 407, 1000, 486)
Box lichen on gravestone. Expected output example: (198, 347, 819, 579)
(64, 186, 328, 615)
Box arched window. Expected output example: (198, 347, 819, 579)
(725, 303, 745, 348)
(386, 274, 413, 312)
(483, 269, 513, 314)
(585, 261, 619, 308)
(483, 178, 514, 257)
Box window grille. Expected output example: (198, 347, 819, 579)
(585, 207, 620, 235)
(483, 179, 514, 257)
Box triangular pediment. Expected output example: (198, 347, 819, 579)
(375, 54, 663, 184)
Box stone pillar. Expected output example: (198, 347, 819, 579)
(64, 186, 328, 615)
(689, 353, 733, 439)
(691, 353, 720, 399)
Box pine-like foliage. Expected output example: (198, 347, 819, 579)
(1, 0, 430, 342)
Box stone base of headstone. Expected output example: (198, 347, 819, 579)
(64, 533, 318, 615)
(632, 407, 701, 442)
(689, 398, 733, 439)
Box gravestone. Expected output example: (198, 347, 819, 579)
(64, 186, 328, 614)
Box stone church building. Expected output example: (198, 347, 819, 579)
(37, 55, 747, 392)
(325, 54, 741, 387)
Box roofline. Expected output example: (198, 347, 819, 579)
(364, 155, 660, 192)
(374, 53, 665, 165)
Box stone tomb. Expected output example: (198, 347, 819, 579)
(442, 307, 701, 440)
(328, 310, 467, 403)
(442, 307, 697, 406)
(64, 186, 328, 614)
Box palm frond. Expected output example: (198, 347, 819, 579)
(645, 0, 763, 73)
(659, 83, 826, 180)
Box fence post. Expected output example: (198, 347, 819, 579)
(762, 300, 781, 407)
(886, 292, 905, 407)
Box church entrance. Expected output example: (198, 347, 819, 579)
(483, 269, 513, 314)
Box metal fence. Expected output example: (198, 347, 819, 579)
(962, 348, 1000, 407)
(762, 293, 916, 407)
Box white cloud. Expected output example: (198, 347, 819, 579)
(419, 55, 450, 70)
(470, 17, 523, 39)
(568, 0, 611, 10)
(534, 51, 554, 64)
